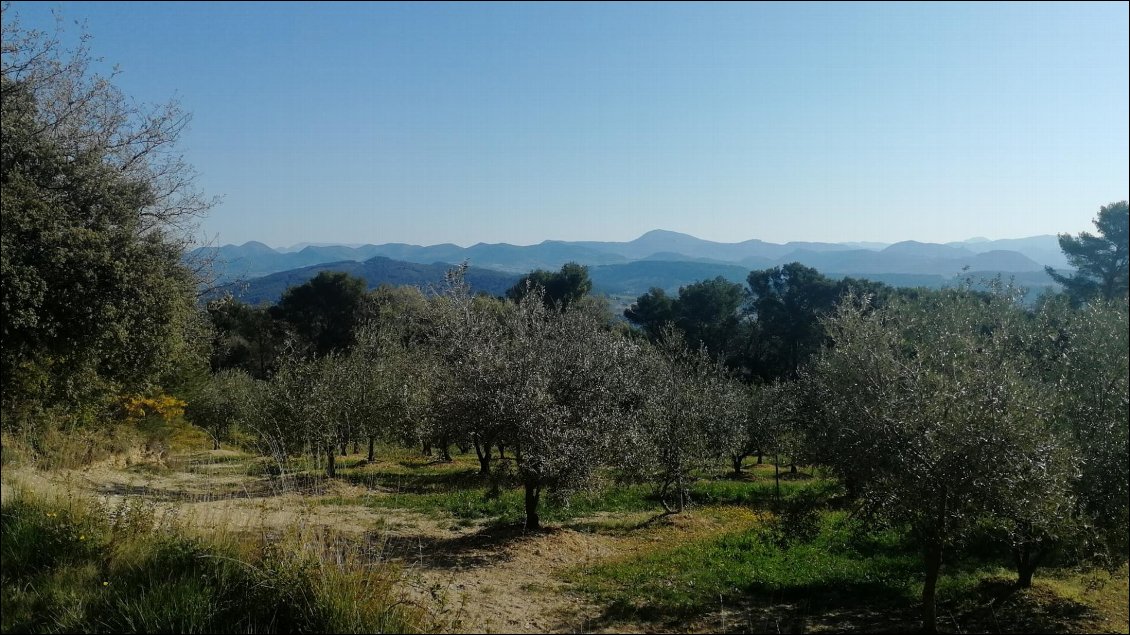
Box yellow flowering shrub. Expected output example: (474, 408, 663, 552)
(122, 394, 187, 423)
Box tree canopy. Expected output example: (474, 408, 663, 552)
(1, 10, 209, 424)
(505, 262, 592, 309)
(624, 276, 747, 365)
(800, 283, 1124, 631)
(270, 271, 367, 356)
(1045, 201, 1129, 304)
(746, 263, 891, 380)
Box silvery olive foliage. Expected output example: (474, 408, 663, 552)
(630, 326, 737, 513)
(430, 267, 648, 528)
(248, 345, 322, 463)
(802, 284, 1076, 633)
(183, 369, 257, 450)
(504, 292, 650, 528)
(712, 379, 799, 479)
(1033, 295, 1130, 567)
(712, 377, 757, 476)
(247, 323, 424, 476)
(420, 264, 512, 465)
(348, 322, 426, 462)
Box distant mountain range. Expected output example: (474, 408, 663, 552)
(213, 257, 519, 305)
(194, 230, 1068, 282)
(198, 230, 1069, 306)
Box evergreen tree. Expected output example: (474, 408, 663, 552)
(1045, 201, 1129, 304)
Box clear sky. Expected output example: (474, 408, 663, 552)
(9, 2, 1129, 248)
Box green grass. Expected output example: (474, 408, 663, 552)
(687, 474, 839, 506)
(573, 511, 922, 621)
(0, 491, 424, 634)
(570, 507, 1129, 633)
(322, 449, 839, 526)
(327, 481, 663, 525)
(335, 476, 834, 526)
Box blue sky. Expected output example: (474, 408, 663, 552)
(9, 2, 1128, 248)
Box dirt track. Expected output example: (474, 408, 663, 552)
(1, 451, 629, 633)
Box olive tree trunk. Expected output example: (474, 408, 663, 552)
(524, 481, 541, 531)
(921, 542, 943, 634)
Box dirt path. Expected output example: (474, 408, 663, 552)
(1, 453, 620, 634)
(3, 454, 776, 633)
(396, 526, 624, 633)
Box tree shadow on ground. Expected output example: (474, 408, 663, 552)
(946, 577, 1100, 634)
(576, 580, 920, 634)
(579, 575, 1104, 634)
(337, 468, 488, 493)
(373, 522, 558, 570)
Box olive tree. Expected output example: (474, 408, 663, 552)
(243, 346, 345, 477)
(631, 327, 733, 513)
(244, 347, 321, 473)
(184, 369, 257, 450)
(425, 268, 512, 470)
(498, 293, 646, 529)
(1035, 296, 1129, 570)
(348, 322, 424, 463)
(804, 286, 1073, 633)
(714, 381, 755, 476)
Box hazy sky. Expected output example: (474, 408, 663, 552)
(10, 2, 1129, 248)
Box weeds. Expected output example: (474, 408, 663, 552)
(0, 490, 426, 633)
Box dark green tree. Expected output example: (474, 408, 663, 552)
(746, 263, 841, 380)
(271, 271, 367, 356)
(746, 263, 890, 380)
(205, 298, 284, 379)
(623, 287, 675, 339)
(1045, 201, 1129, 304)
(2, 12, 208, 425)
(625, 277, 748, 365)
(506, 262, 592, 309)
(672, 277, 747, 363)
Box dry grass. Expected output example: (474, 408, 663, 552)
(3, 427, 1126, 634)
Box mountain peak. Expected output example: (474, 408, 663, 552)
(883, 240, 976, 259)
(633, 229, 696, 242)
(235, 241, 277, 254)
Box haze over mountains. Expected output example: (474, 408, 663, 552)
(197, 230, 1068, 305)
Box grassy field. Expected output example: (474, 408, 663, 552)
(1, 425, 1126, 634)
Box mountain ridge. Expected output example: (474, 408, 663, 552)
(193, 230, 1067, 283)
(217, 254, 1063, 307)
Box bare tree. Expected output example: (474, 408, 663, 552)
(2, 6, 218, 246)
